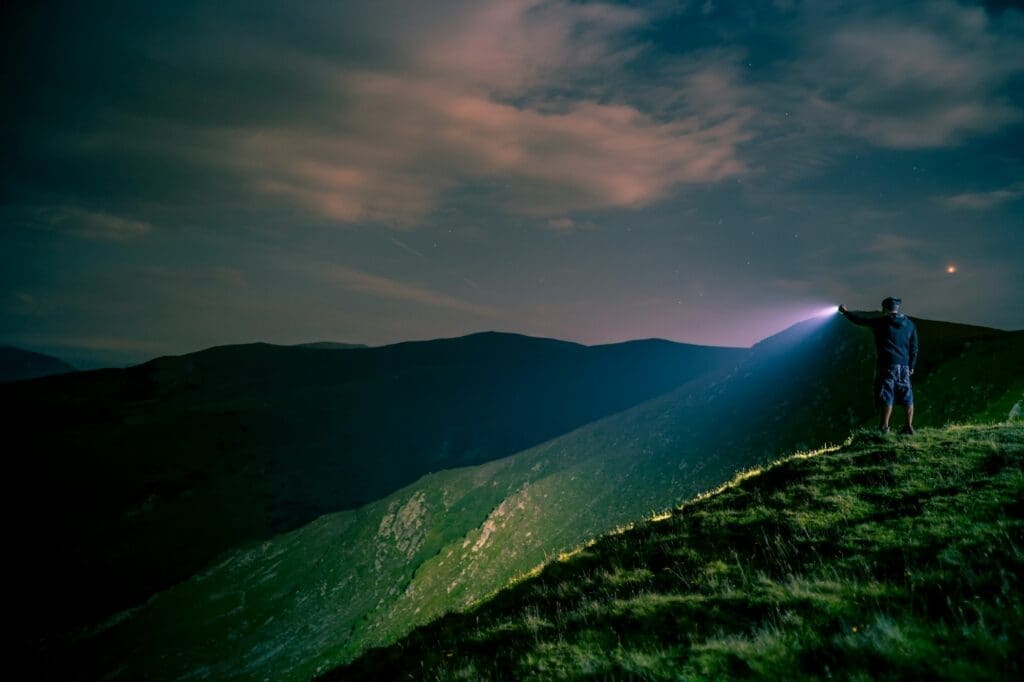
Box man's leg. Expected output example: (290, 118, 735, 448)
(898, 404, 915, 435)
(880, 404, 893, 431)
(876, 366, 896, 433)
(898, 366, 914, 434)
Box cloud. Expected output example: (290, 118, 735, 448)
(218, 0, 752, 227)
(388, 236, 426, 259)
(791, 1, 1024, 149)
(544, 217, 590, 231)
(315, 264, 496, 317)
(862, 233, 926, 253)
(769, 278, 812, 292)
(412, 0, 647, 96)
(5, 0, 751, 230)
(34, 207, 153, 240)
(5, 0, 1021, 236)
(233, 73, 750, 226)
(2, 291, 41, 316)
(10, 335, 166, 353)
(943, 182, 1024, 209)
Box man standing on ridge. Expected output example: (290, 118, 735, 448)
(838, 297, 919, 435)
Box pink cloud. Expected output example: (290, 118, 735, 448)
(215, 1, 751, 227)
(53, 1, 754, 231)
(943, 183, 1024, 209)
(234, 68, 750, 226)
(35, 207, 153, 240)
(544, 216, 602, 231)
(415, 0, 646, 95)
(316, 264, 496, 317)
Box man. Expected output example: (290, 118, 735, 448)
(838, 297, 919, 435)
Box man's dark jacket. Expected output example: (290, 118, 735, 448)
(842, 310, 919, 369)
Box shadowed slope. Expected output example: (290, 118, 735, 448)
(3, 332, 740, 641)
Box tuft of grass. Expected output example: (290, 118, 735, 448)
(327, 423, 1024, 680)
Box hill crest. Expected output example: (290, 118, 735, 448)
(0, 345, 76, 383)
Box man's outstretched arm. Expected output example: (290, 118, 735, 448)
(838, 304, 873, 326)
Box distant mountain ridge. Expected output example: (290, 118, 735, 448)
(3, 331, 742, 641)
(293, 341, 368, 349)
(0, 345, 76, 382)
(60, 316, 1023, 680)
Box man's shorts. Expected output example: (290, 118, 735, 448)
(875, 364, 913, 407)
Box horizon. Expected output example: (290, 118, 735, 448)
(3, 1, 1023, 368)
(10, 307, 1018, 371)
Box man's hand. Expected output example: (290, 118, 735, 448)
(910, 368, 914, 376)
(838, 304, 848, 315)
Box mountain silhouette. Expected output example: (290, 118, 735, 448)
(49, 316, 1021, 681)
(0, 345, 76, 382)
(3, 332, 741, 640)
(293, 341, 368, 349)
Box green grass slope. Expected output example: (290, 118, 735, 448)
(60, 318, 1021, 680)
(333, 421, 1024, 680)
(4, 332, 739, 639)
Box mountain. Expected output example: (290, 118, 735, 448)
(57, 317, 1022, 680)
(0, 345, 75, 382)
(293, 341, 368, 349)
(331, 421, 1024, 680)
(2, 332, 741, 640)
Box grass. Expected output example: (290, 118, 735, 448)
(328, 422, 1024, 680)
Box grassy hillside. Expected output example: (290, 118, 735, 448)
(333, 421, 1024, 680)
(59, 317, 1021, 680)
(4, 332, 738, 638)
(0, 345, 75, 382)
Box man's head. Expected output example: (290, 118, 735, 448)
(882, 296, 902, 313)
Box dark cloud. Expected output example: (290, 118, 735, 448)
(943, 182, 1024, 208)
(791, 1, 1024, 149)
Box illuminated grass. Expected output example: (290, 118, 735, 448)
(470, 438, 854, 609)
(328, 423, 1024, 681)
(685, 436, 852, 510)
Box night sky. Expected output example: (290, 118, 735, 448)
(3, 1, 1023, 367)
